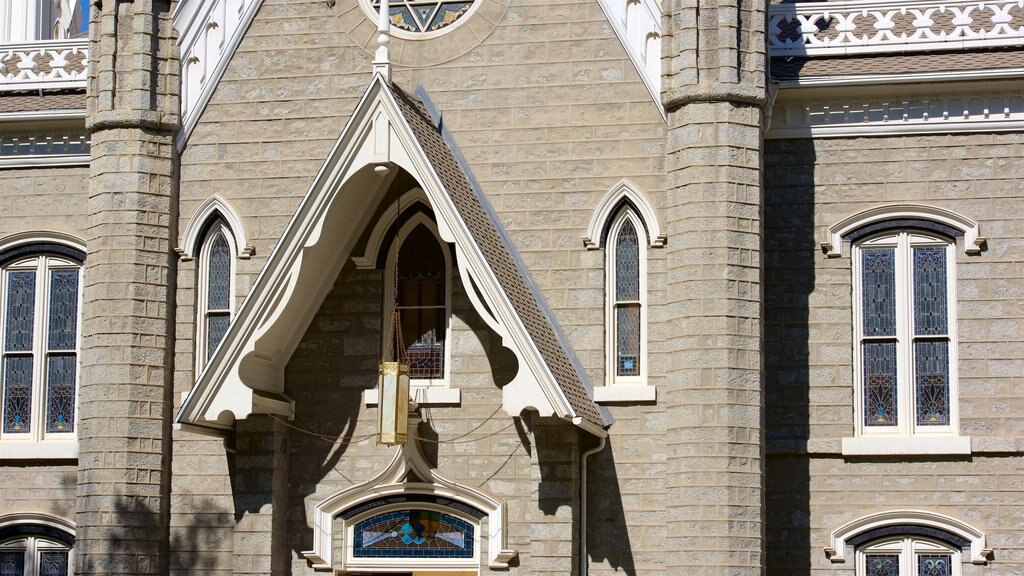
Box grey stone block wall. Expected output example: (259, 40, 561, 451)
(764, 133, 1024, 574)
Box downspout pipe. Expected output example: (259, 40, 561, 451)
(580, 435, 607, 576)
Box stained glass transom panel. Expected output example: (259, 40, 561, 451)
(396, 226, 446, 379)
(46, 354, 76, 433)
(47, 270, 78, 351)
(919, 554, 952, 576)
(370, 0, 476, 33)
(913, 246, 948, 336)
(865, 554, 899, 576)
(615, 220, 640, 301)
(0, 551, 23, 576)
(207, 232, 231, 311)
(861, 248, 895, 337)
(353, 509, 474, 559)
(863, 341, 897, 427)
(915, 340, 949, 426)
(38, 550, 68, 576)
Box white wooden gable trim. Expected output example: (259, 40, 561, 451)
(176, 75, 601, 435)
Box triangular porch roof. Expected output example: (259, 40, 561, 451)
(175, 75, 610, 437)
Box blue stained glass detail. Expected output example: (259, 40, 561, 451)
(5, 270, 36, 352)
(866, 555, 899, 576)
(46, 353, 76, 433)
(861, 248, 896, 337)
(615, 219, 640, 301)
(913, 246, 948, 336)
(207, 232, 231, 311)
(863, 340, 897, 427)
(919, 554, 951, 576)
(616, 304, 640, 377)
(38, 550, 69, 576)
(207, 314, 230, 360)
(3, 355, 32, 433)
(48, 269, 79, 351)
(915, 340, 949, 426)
(353, 510, 474, 559)
(0, 551, 23, 576)
(371, 0, 474, 33)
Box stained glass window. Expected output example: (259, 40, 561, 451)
(855, 232, 955, 436)
(370, 0, 477, 34)
(0, 254, 81, 442)
(353, 509, 473, 559)
(611, 214, 643, 380)
(865, 554, 898, 576)
(0, 551, 23, 576)
(395, 225, 446, 380)
(199, 224, 234, 365)
(37, 551, 68, 576)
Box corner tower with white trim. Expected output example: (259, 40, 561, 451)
(661, 0, 768, 573)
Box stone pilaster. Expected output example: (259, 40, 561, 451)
(661, 0, 767, 574)
(232, 416, 289, 576)
(77, 1, 179, 574)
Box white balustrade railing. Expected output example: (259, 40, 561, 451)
(0, 39, 87, 91)
(769, 0, 1024, 56)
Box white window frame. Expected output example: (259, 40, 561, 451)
(0, 254, 81, 460)
(594, 208, 654, 403)
(844, 230, 967, 456)
(379, 213, 458, 405)
(0, 535, 73, 576)
(856, 536, 961, 576)
(195, 220, 236, 369)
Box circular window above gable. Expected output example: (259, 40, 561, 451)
(364, 0, 481, 38)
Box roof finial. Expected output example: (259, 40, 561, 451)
(373, 0, 392, 82)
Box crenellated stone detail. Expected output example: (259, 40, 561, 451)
(662, 0, 768, 111)
(769, 0, 1024, 57)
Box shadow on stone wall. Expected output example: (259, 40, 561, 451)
(585, 441, 637, 576)
(764, 137, 817, 576)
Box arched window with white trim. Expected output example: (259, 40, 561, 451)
(383, 217, 452, 388)
(196, 220, 235, 366)
(607, 208, 646, 387)
(829, 206, 980, 456)
(0, 239, 84, 459)
(857, 536, 960, 576)
(0, 515, 75, 576)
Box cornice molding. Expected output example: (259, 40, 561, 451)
(768, 85, 1024, 139)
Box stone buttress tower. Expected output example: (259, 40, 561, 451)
(77, 0, 179, 573)
(661, 0, 768, 574)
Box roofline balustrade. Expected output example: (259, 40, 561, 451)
(0, 39, 87, 92)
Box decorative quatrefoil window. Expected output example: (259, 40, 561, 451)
(368, 0, 479, 35)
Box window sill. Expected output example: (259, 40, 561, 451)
(0, 441, 77, 460)
(593, 385, 656, 404)
(841, 435, 971, 456)
(363, 387, 461, 406)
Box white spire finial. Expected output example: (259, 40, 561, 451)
(373, 0, 391, 82)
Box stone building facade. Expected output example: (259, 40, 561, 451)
(0, 0, 1021, 575)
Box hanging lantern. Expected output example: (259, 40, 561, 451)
(379, 202, 411, 445)
(378, 359, 410, 445)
